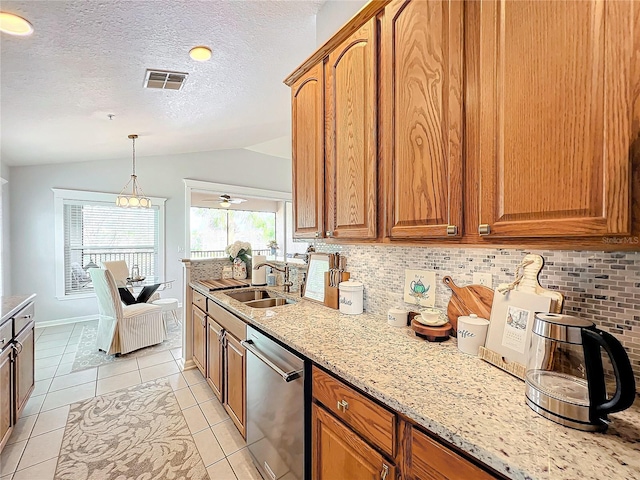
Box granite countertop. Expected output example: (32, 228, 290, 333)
(1, 294, 36, 324)
(191, 283, 640, 480)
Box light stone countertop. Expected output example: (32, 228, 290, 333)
(1, 294, 36, 325)
(191, 283, 640, 480)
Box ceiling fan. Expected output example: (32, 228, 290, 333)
(216, 194, 247, 208)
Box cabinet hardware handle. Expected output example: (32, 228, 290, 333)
(241, 339, 302, 382)
(315, 231, 321, 238)
(446, 225, 458, 236)
(325, 230, 333, 237)
(13, 340, 23, 355)
(337, 399, 349, 412)
(0, 338, 5, 345)
(20, 314, 32, 320)
(479, 224, 491, 235)
(381, 464, 389, 480)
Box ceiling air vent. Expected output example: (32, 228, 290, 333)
(143, 69, 189, 90)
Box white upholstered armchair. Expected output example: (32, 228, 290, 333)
(88, 268, 165, 355)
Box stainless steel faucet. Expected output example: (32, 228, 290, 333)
(253, 262, 293, 293)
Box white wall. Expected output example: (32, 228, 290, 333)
(1, 161, 10, 296)
(10, 149, 291, 322)
(316, 0, 369, 46)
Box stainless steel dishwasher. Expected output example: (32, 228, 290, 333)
(242, 326, 306, 480)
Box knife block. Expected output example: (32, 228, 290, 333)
(324, 271, 350, 309)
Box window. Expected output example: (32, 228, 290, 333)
(190, 207, 275, 258)
(54, 189, 166, 299)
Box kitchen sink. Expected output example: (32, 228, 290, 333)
(244, 297, 296, 308)
(223, 289, 296, 308)
(225, 289, 273, 302)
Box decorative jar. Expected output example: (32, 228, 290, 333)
(233, 258, 247, 280)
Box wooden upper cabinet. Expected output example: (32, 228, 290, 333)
(477, 0, 634, 238)
(325, 18, 378, 239)
(292, 62, 325, 239)
(381, 0, 464, 239)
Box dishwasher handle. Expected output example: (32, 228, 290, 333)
(241, 339, 303, 383)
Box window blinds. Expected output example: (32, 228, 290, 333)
(63, 199, 159, 295)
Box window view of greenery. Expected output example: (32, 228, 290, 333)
(191, 207, 276, 257)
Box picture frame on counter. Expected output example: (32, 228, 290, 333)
(481, 289, 553, 379)
(302, 253, 331, 303)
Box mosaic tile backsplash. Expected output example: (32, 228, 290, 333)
(313, 244, 640, 392)
(187, 247, 640, 392)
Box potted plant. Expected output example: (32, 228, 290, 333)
(225, 241, 252, 279)
(267, 240, 279, 256)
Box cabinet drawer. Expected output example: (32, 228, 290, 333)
(192, 290, 207, 312)
(411, 426, 496, 480)
(207, 300, 246, 341)
(312, 366, 396, 456)
(0, 320, 11, 352)
(14, 303, 34, 337)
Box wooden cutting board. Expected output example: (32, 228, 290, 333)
(442, 276, 494, 337)
(198, 278, 250, 291)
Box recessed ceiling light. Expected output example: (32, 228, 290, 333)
(189, 46, 212, 62)
(0, 12, 33, 36)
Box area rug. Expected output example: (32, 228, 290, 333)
(54, 378, 207, 480)
(71, 320, 183, 373)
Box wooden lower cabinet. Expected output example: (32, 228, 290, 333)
(0, 346, 12, 451)
(313, 366, 501, 480)
(13, 322, 34, 418)
(206, 317, 223, 401)
(223, 333, 246, 437)
(191, 304, 206, 375)
(312, 403, 395, 480)
(402, 422, 497, 480)
(193, 289, 247, 438)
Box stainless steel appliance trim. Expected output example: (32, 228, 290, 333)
(525, 380, 592, 423)
(532, 313, 592, 344)
(241, 339, 303, 382)
(525, 395, 606, 432)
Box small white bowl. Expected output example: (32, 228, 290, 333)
(416, 308, 447, 326)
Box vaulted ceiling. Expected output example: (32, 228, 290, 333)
(0, 0, 322, 166)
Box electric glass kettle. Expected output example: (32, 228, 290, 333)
(525, 313, 636, 431)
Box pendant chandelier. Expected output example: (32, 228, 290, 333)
(116, 134, 151, 208)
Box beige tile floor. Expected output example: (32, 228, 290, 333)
(0, 322, 263, 480)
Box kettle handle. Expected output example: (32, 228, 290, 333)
(582, 329, 636, 415)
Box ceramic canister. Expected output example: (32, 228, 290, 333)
(457, 314, 490, 356)
(339, 280, 364, 314)
(387, 308, 408, 327)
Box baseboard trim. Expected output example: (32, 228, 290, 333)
(35, 315, 99, 329)
(181, 358, 196, 371)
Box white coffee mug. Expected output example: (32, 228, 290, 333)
(387, 309, 408, 327)
(457, 314, 490, 356)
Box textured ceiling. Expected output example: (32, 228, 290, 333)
(0, 0, 322, 166)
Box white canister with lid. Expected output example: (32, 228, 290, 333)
(457, 314, 490, 356)
(339, 280, 364, 314)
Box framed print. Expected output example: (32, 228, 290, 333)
(484, 290, 553, 366)
(302, 253, 330, 303)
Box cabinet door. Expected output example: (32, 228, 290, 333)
(224, 333, 246, 438)
(0, 347, 12, 451)
(206, 317, 223, 402)
(14, 323, 34, 419)
(382, 0, 464, 239)
(191, 305, 206, 375)
(407, 425, 495, 480)
(292, 61, 325, 239)
(477, 0, 635, 237)
(325, 18, 378, 239)
(312, 404, 395, 480)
